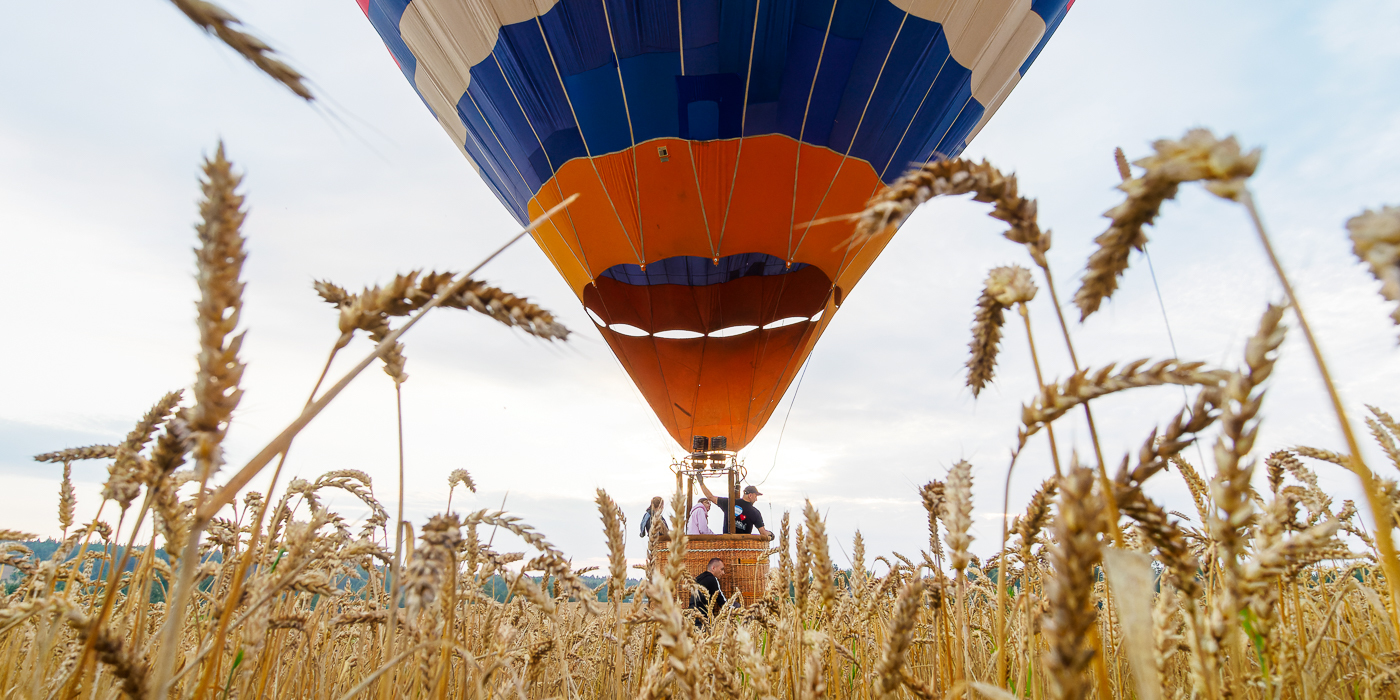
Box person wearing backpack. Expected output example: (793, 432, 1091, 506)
(639, 496, 667, 538)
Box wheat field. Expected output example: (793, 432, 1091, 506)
(2, 121, 1400, 700)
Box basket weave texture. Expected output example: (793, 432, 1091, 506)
(651, 534, 771, 602)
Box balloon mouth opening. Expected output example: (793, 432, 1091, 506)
(597, 252, 809, 286)
(590, 312, 825, 339)
(583, 252, 832, 339)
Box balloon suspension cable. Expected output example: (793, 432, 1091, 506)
(1142, 244, 1210, 470)
(759, 356, 812, 487)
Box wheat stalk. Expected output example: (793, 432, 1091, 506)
(802, 500, 836, 613)
(152, 143, 253, 697)
(1235, 182, 1400, 640)
(596, 489, 627, 695)
(1043, 464, 1103, 700)
(874, 579, 923, 700)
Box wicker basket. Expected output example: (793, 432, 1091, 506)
(651, 534, 771, 603)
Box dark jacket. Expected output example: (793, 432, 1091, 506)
(639, 507, 668, 538)
(691, 570, 727, 616)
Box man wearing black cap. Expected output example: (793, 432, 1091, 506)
(695, 478, 772, 539)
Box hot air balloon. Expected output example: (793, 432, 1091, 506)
(357, 0, 1071, 453)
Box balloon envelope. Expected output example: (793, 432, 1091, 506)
(359, 0, 1071, 450)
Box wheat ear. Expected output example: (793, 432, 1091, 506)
(942, 461, 973, 687)
(802, 500, 836, 612)
(1019, 360, 1229, 450)
(1206, 303, 1285, 661)
(34, 446, 119, 463)
(853, 159, 1050, 266)
(1346, 205, 1400, 334)
(65, 609, 149, 698)
(596, 489, 628, 695)
(152, 143, 251, 697)
(1075, 129, 1259, 318)
(189, 144, 247, 482)
(794, 523, 810, 618)
(919, 481, 944, 565)
(666, 488, 691, 600)
(851, 529, 866, 591)
(103, 391, 186, 511)
(942, 463, 973, 573)
(58, 463, 75, 535)
(874, 578, 924, 700)
(968, 266, 1037, 396)
(1044, 464, 1104, 700)
(446, 469, 476, 512)
(168, 0, 313, 100)
(775, 511, 792, 598)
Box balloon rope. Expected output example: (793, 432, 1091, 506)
(1143, 244, 1210, 469)
(757, 356, 812, 487)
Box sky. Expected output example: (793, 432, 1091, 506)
(2, 0, 1399, 572)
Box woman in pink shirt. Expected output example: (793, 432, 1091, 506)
(686, 498, 714, 535)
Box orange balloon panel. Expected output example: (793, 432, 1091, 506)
(523, 135, 895, 451)
(598, 316, 834, 449)
(527, 135, 887, 297)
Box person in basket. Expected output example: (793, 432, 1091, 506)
(686, 497, 714, 535)
(694, 479, 772, 539)
(639, 496, 668, 538)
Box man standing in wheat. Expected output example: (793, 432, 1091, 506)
(694, 479, 772, 539)
(691, 557, 728, 624)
